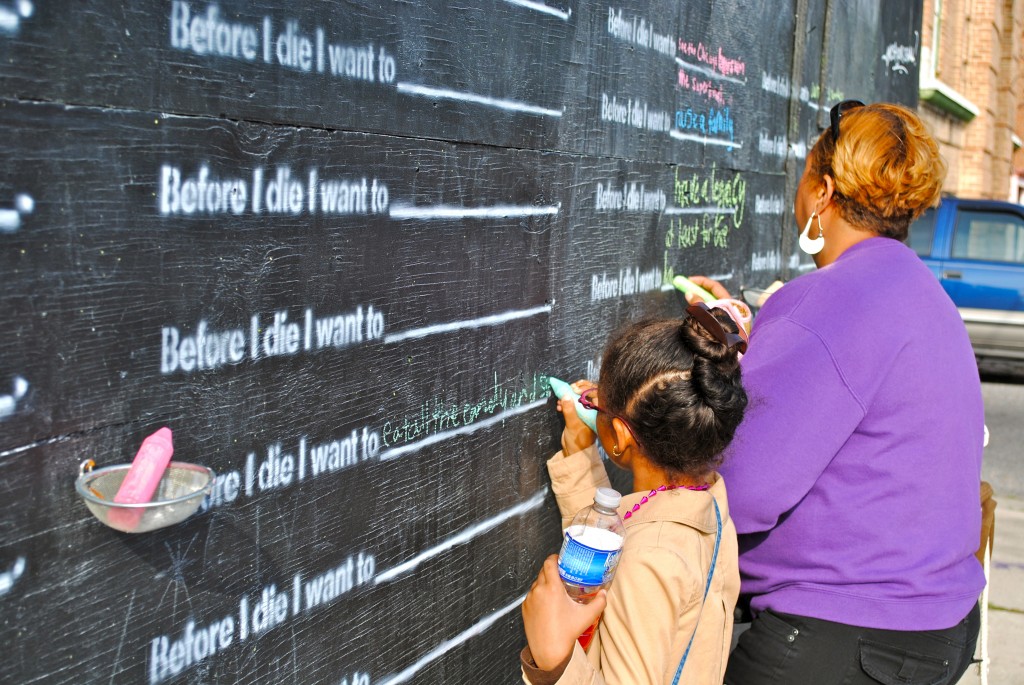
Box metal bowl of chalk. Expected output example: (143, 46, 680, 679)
(75, 459, 216, 533)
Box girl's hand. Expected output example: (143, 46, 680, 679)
(683, 275, 732, 304)
(557, 380, 596, 455)
(522, 555, 607, 671)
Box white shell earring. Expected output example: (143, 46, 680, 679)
(799, 212, 825, 255)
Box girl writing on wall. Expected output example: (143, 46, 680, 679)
(520, 305, 748, 685)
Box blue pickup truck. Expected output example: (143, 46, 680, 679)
(908, 197, 1024, 361)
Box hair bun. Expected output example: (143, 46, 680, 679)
(598, 317, 748, 478)
(680, 306, 744, 371)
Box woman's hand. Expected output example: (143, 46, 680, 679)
(557, 380, 596, 455)
(682, 275, 732, 304)
(522, 555, 607, 671)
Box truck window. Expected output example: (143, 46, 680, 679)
(952, 210, 1024, 263)
(907, 207, 937, 256)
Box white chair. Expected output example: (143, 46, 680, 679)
(973, 481, 996, 684)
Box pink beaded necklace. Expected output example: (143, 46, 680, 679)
(623, 483, 711, 519)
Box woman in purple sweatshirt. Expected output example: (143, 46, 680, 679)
(691, 102, 984, 685)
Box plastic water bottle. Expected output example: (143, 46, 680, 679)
(557, 487, 625, 603)
(557, 487, 625, 649)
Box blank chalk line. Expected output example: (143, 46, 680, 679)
(375, 593, 526, 685)
(388, 203, 560, 220)
(379, 398, 548, 462)
(375, 489, 548, 584)
(669, 129, 742, 148)
(396, 82, 563, 117)
(504, 0, 570, 19)
(660, 273, 734, 291)
(663, 206, 737, 216)
(383, 304, 552, 345)
(675, 58, 747, 85)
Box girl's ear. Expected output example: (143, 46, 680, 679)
(611, 417, 636, 458)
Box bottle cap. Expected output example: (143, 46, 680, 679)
(594, 487, 622, 509)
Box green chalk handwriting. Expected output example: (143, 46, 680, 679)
(381, 372, 551, 447)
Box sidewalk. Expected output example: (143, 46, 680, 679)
(957, 494, 1024, 684)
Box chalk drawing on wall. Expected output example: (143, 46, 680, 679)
(379, 399, 547, 461)
(882, 31, 918, 74)
(0, 375, 28, 419)
(0, 0, 31, 33)
(661, 165, 747, 280)
(670, 40, 746, 148)
(379, 370, 550, 454)
(0, 556, 26, 595)
(670, 108, 740, 149)
(675, 56, 745, 87)
(0, 193, 34, 232)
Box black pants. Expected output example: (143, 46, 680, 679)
(725, 603, 980, 685)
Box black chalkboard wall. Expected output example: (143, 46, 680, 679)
(0, 1, 921, 683)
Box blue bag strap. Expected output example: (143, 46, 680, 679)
(670, 496, 722, 685)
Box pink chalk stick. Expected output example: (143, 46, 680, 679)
(114, 427, 174, 505)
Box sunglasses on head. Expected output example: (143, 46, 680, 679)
(829, 99, 866, 142)
(686, 302, 748, 354)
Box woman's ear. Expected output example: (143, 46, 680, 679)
(820, 174, 837, 209)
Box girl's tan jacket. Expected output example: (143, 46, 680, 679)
(522, 446, 739, 685)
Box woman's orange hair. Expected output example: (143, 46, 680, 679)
(809, 103, 946, 240)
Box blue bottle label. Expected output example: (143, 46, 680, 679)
(557, 531, 622, 586)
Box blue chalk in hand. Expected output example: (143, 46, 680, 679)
(548, 376, 598, 432)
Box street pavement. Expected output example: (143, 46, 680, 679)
(956, 494, 1024, 684)
(978, 372, 1024, 501)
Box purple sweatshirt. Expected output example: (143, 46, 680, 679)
(721, 237, 985, 630)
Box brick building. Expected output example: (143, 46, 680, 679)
(917, 0, 1024, 202)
